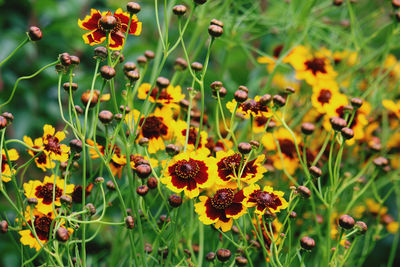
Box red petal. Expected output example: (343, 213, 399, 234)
(233, 190, 245, 203)
(79, 10, 101, 31)
(193, 160, 209, 185)
(109, 31, 125, 50)
(225, 203, 244, 216)
(205, 199, 224, 221)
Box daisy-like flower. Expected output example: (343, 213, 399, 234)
(173, 120, 210, 154)
(195, 188, 247, 232)
(125, 107, 174, 154)
(311, 82, 343, 114)
(23, 175, 74, 214)
(160, 152, 216, 198)
(41, 125, 70, 162)
(137, 83, 185, 108)
(243, 184, 288, 215)
(1, 148, 19, 182)
(261, 128, 300, 175)
(78, 8, 142, 50)
(257, 44, 284, 73)
(215, 150, 266, 189)
(283, 45, 337, 86)
(87, 139, 127, 178)
(382, 99, 400, 120)
(226, 96, 272, 119)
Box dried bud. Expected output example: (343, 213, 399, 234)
(309, 166, 322, 178)
(63, 82, 78, 92)
(0, 116, 7, 130)
(85, 203, 96, 216)
(81, 90, 99, 108)
(166, 144, 180, 156)
(98, 110, 114, 124)
(94, 46, 108, 60)
(206, 252, 216, 261)
(350, 97, 363, 109)
(173, 5, 187, 16)
(238, 142, 252, 154)
(125, 215, 135, 229)
(273, 94, 286, 107)
(60, 195, 72, 205)
(70, 55, 80, 65)
(355, 221, 368, 234)
(0, 220, 8, 234)
(208, 25, 223, 37)
(135, 164, 152, 179)
(330, 116, 347, 131)
(136, 185, 149, 196)
(147, 177, 158, 189)
(300, 236, 315, 250)
(341, 127, 354, 140)
(297, 185, 311, 199)
(28, 26, 43, 41)
(137, 55, 147, 66)
(339, 214, 355, 230)
(56, 227, 70, 242)
(100, 65, 116, 80)
(156, 76, 170, 88)
(301, 122, 315, 135)
(216, 248, 231, 262)
(75, 105, 84, 115)
(94, 177, 105, 184)
(59, 53, 71, 66)
(106, 180, 116, 191)
(27, 197, 38, 206)
(168, 194, 182, 207)
(174, 57, 188, 70)
(235, 256, 248, 266)
(210, 19, 224, 28)
(234, 90, 248, 103)
(191, 62, 203, 72)
(259, 94, 272, 105)
(2, 112, 14, 124)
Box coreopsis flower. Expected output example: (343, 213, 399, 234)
(261, 128, 300, 175)
(257, 44, 284, 73)
(78, 8, 142, 50)
(1, 148, 19, 182)
(311, 82, 343, 114)
(382, 100, 400, 120)
(87, 139, 127, 178)
(137, 83, 185, 108)
(173, 120, 210, 154)
(215, 150, 266, 189)
(243, 184, 288, 215)
(125, 107, 174, 154)
(41, 125, 70, 162)
(283, 45, 337, 86)
(333, 50, 358, 66)
(160, 151, 217, 198)
(195, 188, 247, 232)
(226, 96, 272, 119)
(23, 175, 74, 214)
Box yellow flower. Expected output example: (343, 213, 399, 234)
(42, 125, 70, 162)
(382, 99, 400, 120)
(226, 96, 273, 120)
(23, 175, 74, 214)
(1, 148, 19, 182)
(311, 81, 341, 114)
(243, 184, 288, 215)
(137, 83, 185, 108)
(172, 120, 210, 155)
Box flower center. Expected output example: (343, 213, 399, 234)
(222, 153, 242, 172)
(181, 128, 200, 146)
(305, 57, 327, 75)
(149, 88, 173, 101)
(211, 189, 234, 209)
(256, 191, 273, 206)
(240, 100, 257, 113)
(98, 13, 121, 33)
(279, 139, 296, 159)
(44, 136, 61, 154)
(35, 183, 62, 204)
(317, 89, 332, 104)
(174, 159, 200, 179)
(140, 116, 168, 139)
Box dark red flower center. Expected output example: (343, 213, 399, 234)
(33, 215, 52, 241)
(98, 14, 122, 34)
(317, 89, 332, 104)
(279, 139, 296, 159)
(174, 159, 200, 179)
(140, 116, 168, 139)
(255, 116, 269, 127)
(239, 100, 268, 115)
(35, 183, 62, 205)
(273, 45, 284, 59)
(221, 153, 242, 172)
(305, 57, 327, 75)
(1, 154, 7, 172)
(181, 128, 201, 146)
(149, 88, 173, 101)
(211, 189, 234, 209)
(44, 136, 61, 155)
(256, 191, 273, 206)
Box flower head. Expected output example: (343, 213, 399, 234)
(1, 148, 19, 182)
(138, 83, 185, 108)
(78, 8, 142, 50)
(243, 184, 288, 215)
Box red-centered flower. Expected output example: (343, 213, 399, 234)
(215, 150, 266, 189)
(243, 184, 288, 215)
(195, 188, 247, 232)
(160, 152, 216, 198)
(78, 8, 142, 50)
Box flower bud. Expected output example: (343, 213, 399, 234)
(339, 214, 355, 230)
(144, 243, 153, 253)
(234, 90, 248, 103)
(219, 87, 227, 98)
(300, 236, 315, 250)
(56, 227, 70, 242)
(329, 116, 347, 131)
(235, 256, 248, 266)
(69, 139, 82, 153)
(144, 50, 155, 60)
(59, 53, 71, 66)
(135, 164, 152, 179)
(106, 180, 116, 191)
(94, 177, 105, 184)
(343, 105, 354, 114)
(127, 2, 141, 14)
(211, 81, 223, 92)
(0, 220, 8, 234)
(174, 57, 188, 70)
(137, 55, 147, 66)
(98, 110, 114, 124)
(100, 65, 116, 80)
(94, 47, 108, 60)
(309, 166, 322, 178)
(147, 177, 158, 189)
(210, 19, 224, 28)
(355, 221, 368, 234)
(2, 112, 14, 124)
(70, 55, 80, 65)
(350, 97, 363, 109)
(138, 137, 149, 147)
(156, 76, 170, 88)
(63, 82, 78, 92)
(168, 194, 182, 207)
(290, 211, 297, 219)
(137, 185, 149, 196)
(173, 5, 187, 16)
(166, 144, 180, 156)
(208, 25, 223, 37)
(124, 62, 137, 72)
(250, 140, 260, 149)
(273, 94, 286, 107)
(60, 195, 72, 205)
(125, 215, 135, 229)
(333, 0, 344, 6)
(99, 14, 117, 31)
(85, 203, 96, 216)
(301, 122, 315, 135)
(285, 86, 295, 94)
(238, 142, 252, 154)
(0, 116, 7, 130)
(191, 62, 203, 72)
(259, 94, 272, 105)
(296, 185, 311, 199)
(216, 248, 231, 262)
(206, 252, 216, 261)
(373, 156, 389, 167)
(126, 70, 140, 82)
(75, 105, 84, 115)
(341, 127, 354, 140)
(27, 197, 38, 206)
(81, 90, 99, 108)
(28, 26, 43, 41)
